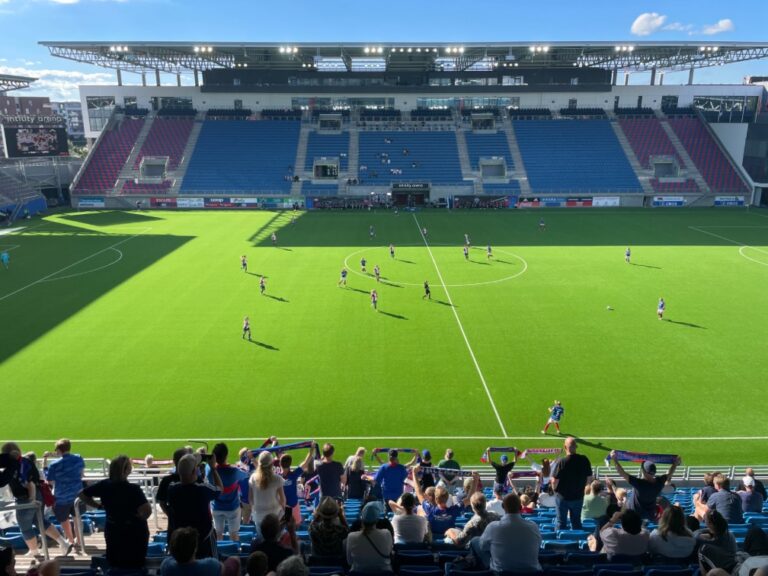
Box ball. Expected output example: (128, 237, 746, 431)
(606, 305, 613, 311)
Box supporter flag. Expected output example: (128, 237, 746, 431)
(606, 449, 679, 467)
(371, 448, 419, 461)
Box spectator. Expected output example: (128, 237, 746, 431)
(474, 493, 542, 573)
(487, 484, 506, 516)
(488, 453, 515, 494)
(157, 448, 191, 517)
(437, 449, 461, 492)
(373, 450, 410, 503)
(707, 475, 744, 525)
(694, 473, 720, 520)
(649, 506, 696, 561)
(413, 466, 463, 535)
(245, 552, 268, 576)
(416, 450, 435, 490)
(387, 492, 429, 545)
(249, 514, 296, 572)
(167, 453, 223, 559)
(346, 502, 393, 574)
(552, 437, 593, 530)
(611, 452, 680, 521)
(344, 456, 369, 500)
(445, 492, 499, 549)
(80, 455, 151, 569)
(238, 449, 256, 524)
(581, 481, 609, 522)
(43, 439, 85, 555)
(1, 546, 17, 576)
(208, 443, 248, 542)
(160, 527, 224, 576)
(281, 444, 315, 524)
(738, 469, 768, 501)
(536, 458, 552, 494)
(738, 475, 765, 514)
(519, 494, 535, 514)
(249, 452, 286, 535)
(315, 444, 345, 500)
(344, 447, 366, 469)
(275, 556, 308, 576)
(0, 443, 71, 558)
(308, 496, 349, 560)
(696, 510, 738, 573)
(600, 509, 650, 560)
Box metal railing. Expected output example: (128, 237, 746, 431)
(0, 500, 49, 560)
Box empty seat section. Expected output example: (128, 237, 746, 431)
(618, 118, 680, 168)
(134, 118, 194, 170)
(650, 179, 700, 193)
(305, 132, 350, 171)
(513, 120, 642, 193)
(357, 131, 463, 184)
(667, 117, 748, 193)
(123, 181, 173, 194)
(181, 120, 300, 193)
(75, 118, 144, 193)
(301, 182, 338, 196)
(464, 131, 515, 171)
(483, 181, 521, 194)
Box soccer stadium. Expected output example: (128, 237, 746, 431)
(2, 7, 768, 574)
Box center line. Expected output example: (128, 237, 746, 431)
(412, 214, 508, 437)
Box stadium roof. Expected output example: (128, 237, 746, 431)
(40, 41, 768, 75)
(0, 73, 37, 92)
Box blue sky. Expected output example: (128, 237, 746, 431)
(0, 0, 766, 101)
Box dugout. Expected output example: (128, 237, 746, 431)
(391, 182, 430, 206)
(313, 157, 339, 180)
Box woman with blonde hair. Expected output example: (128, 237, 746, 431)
(345, 456, 369, 500)
(249, 452, 286, 534)
(344, 447, 367, 469)
(582, 481, 609, 521)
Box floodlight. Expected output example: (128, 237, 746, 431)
(407, 47, 412, 52)
(541, 46, 548, 53)
(364, 47, 370, 54)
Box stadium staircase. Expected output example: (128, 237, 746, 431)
(119, 115, 156, 179)
(453, 128, 474, 179)
(291, 125, 311, 195)
(0, 171, 46, 221)
(344, 128, 360, 188)
(170, 112, 205, 194)
(503, 123, 532, 196)
(656, 118, 711, 194)
(609, 121, 655, 196)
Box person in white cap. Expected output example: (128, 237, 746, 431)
(738, 475, 765, 514)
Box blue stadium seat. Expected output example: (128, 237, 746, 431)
(217, 540, 240, 557)
(464, 131, 515, 171)
(305, 132, 350, 171)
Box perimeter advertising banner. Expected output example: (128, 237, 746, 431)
(77, 196, 105, 208)
(592, 197, 621, 207)
(150, 198, 177, 208)
(176, 198, 204, 208)
(652, 196, 686, 207)
(714, 196, 745, 206)
(203, 197, 262, 208)
(516, 196, 595, 208)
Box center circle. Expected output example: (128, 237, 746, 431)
(342, 244, 528, 287)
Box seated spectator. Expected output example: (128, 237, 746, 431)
(246, 552, 268, 576)
(487, 484, 506, 516)
(346, 502, 393, 574)
(649, 505, 696, 561)
(738, 469, 768, 500)
(738, 475, 765, 514)
(474, 493, 541, 573)
(445, 492, 499, 549)
(736, 526, 768, 576)
(694, 472, 719, 520)
(161, 527, 234, 576)
(413, 466, 462, 535)
(275, 556, 308, 576)
(600, 509, 649, 560)
(707, 475, 744, 525)
(388, 492, 429, 544)
(308, 497, 349, 560)
(695, 510, 738, 573)
(582, 481, 609, 522)
(250, 514, 297, 573)
(519, 494, 535, 514)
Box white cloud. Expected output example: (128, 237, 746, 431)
(0, 65, 114, 101)
(0, 0, 11, 4)
(49, 0, 81, 3)
(631, 12, 667, 36)
(702, 18, 734, 35)
(663, 22, 694, 32)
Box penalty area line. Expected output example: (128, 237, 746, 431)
(412, 213, 509, 438)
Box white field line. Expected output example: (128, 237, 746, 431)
(412, 214, 508, 438)
(689, 226, 768, 256)
(0, 228, 150, 303)
(9, 435, 768, 444)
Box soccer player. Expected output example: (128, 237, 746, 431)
(464, 233, 471, 247)
(0, 250, 9, 270)
(374, 265, 381, 283)
(487, 244, 493, 259)
(625, 247, 631, 263)
(542, 400, 563, 435)
(422, 227, 428, 237)
(241, 255, 248, 272)
(370, 289, 378, 311)
(389, 244, 395, 259)
(423, 280, 431, 300)
(271, 232, 277, 246)
(360, 257, 367, 273)
(338, 268, 348, 287)
(370, 225, 376, 239)
(259, 276, 266, 295)
(539, 217, 546, 231)
(657, 297, 665, 320)
(463, 245, 469, 261)
(242, 316, 251, 341)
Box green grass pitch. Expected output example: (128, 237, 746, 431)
(1, 207, 767, 467)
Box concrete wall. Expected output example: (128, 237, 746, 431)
(710, 123, 749, 164)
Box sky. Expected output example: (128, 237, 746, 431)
(0, 0, 766, 101)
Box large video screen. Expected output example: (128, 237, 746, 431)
(2, 126, 69, 157)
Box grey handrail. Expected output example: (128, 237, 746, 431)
(0, 499, 49, 560)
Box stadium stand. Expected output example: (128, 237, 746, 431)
(180, 120, 300, 193)
(305, 132, 351, 171)
(618, 118, 681, 169)
(301, 181, 339, 196)
(464, 131, 515, 171)
(122, 180, 173, 194)
(133, 118, 194, 170)
(357, 131, 464, 184)
(360, 109, 401, 121)
(649, 178, 701, 193)
(614, 107, 655, 117)
(261, 109, 302, 120)
(206, 108, 253, 119)
(155, 108, 196, 117)
(410, 108, 453, 121)
(513, 120, 643, 193)
(507, 108, 552, 119)
(482, 181, 521, 194)
(74, 118, 145, 193)
(667, 117, 749, 192)
(560, 108, 608, 118)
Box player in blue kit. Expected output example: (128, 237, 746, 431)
(259, 276, 266, 295)
(657, 297, 665, 320)
(360, 257, 367, 273)
(338, 268, 348, 287)
(463, 245, 469, 261)
(423, 280, 431, 300)
(242, 316, 251, 341)
(241, 255, 247, 272)
(539, 217, 546, 231)
(370, 289, 378, 311)
(542, 400, 563, 434)
(625, 247, 631, 263)
(0, 250, 9, 270)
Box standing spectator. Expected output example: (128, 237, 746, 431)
(0, 443, 71, 558)
(488, 453, 515, 494)
(249, 452, 286, 534)
(346, 502, 393, 574)
(238, 449, 256, 524)
(80, 455, 151, 570)
(413, 465, 463, 535)
(167, 453, 223, 559)
(344, 447, 366, 469)
(552, 437, 593, 530)
(43, 439, 85, 555)
(308, 497, 349, 560)
(707, 475, 745, 525)
(281, 444, 315, 524)
(581, 481, 609, 522)
(344, 456, 369, 500)
(437, 449, 461, 492)
(474, 493, 542, 573)
(373, 450, 409, 503)
(445, 492, 499, 549)
(416, 450, 435, 490)
(157, 448, 192, 517)
(208, 443, 248, 542)
(600, 509, 650, 560)
(738, 476, 765, 514)
(611, 452, 680, 522)
(249, 514, 297, 572)
(160, 527, 227, 576)
(315, 444, 345, 500)
(487, 484, 506, 516)
(738, 469, 768, 501)
(649, 506, 696, 561)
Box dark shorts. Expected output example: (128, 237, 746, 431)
(54, 501, 76, 523)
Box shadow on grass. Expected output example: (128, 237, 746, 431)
(397, 259, 416, 264)
(471, 260, 490, 266)
(494, 259, 515, 265)
(249, 340, 279, 351)
(347, 287, 370, 295)
(60, 211, 164, 226)
(631, 263, 662, 269)
(432, 299, 455, 308)
(556, 431, 612, 453)
(379, 310, 408, 320)
(264, 294, 289, 303)
(665, 319, 706, 329)
(246, 272, 267, 278)
(381, 281, 402, 288)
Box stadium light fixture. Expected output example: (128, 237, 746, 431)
(541, 46, 549, 53)
(407, 47, 412, 52)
